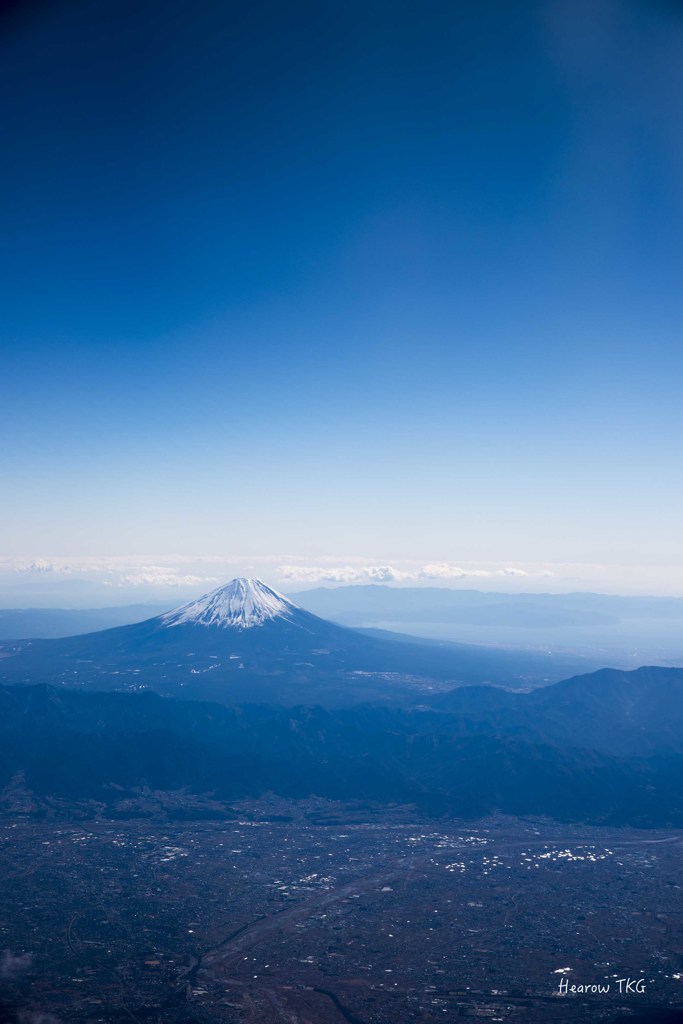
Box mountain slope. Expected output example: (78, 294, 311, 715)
(0, 578, 591, 704)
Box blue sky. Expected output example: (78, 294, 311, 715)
(2, 0, 682, 600)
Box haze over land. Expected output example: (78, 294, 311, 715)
(2, 582, 682, 668)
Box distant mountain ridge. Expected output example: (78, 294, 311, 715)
(292, 584, 683, 625)
(291, 585, 683, 665)
(0, 579, 594, 704)
(0, 604, 170, 639)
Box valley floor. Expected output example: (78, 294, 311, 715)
(1, 803, 682, 1024)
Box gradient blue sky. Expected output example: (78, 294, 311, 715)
(2, 0, 683, 600)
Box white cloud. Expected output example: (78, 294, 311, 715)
(1, 558, 219, 588)
(0, 555, 552, 591)
(497, 567, 555, 578)
(116, 571, 219, 588)
(1, 949, 33, 979)
(13, 560, 57, 574)
(277, 565, 396, 584)
(278, 563, 554, 585)
(417, 563, 491, 580)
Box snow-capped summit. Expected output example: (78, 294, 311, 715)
(160, 578, 299, 630)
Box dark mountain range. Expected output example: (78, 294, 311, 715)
(426, 665, 683, 755)
(0, 579, 593, 704)
(1, 664, 682, 826)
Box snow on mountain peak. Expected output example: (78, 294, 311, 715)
(160, 578, 299, 630)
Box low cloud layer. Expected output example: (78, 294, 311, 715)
(0, 949, 32, 980)
(0, 950, 63, 1023)
(12, 560, 57, 574)
(17, 1013, 62, 1024)
(3, 559, 219, 589)
(116, 571, 219, 588)
(1, 556, 556, 593)
(278, 564, 554, 584)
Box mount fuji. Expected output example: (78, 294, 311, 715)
(0, 578, 589, 705)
